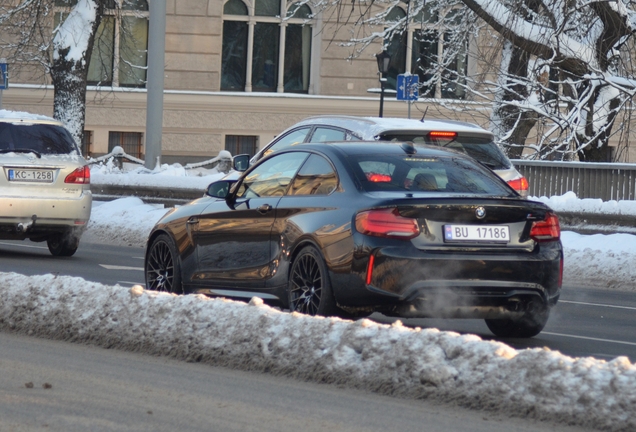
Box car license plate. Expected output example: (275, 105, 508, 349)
(444, 224, 510, 243)
(8, 169, 54, 183)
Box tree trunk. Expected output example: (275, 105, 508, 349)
(50, 0, 103, 154)
(491, 41, 537, 159)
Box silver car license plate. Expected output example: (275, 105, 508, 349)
(8, 169, 54, 183)
(444, 224, 510, 243)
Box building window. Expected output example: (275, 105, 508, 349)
(221, 0, 313, 93)
(225, 135, 259, 157)
(109, 131, 144, 159)
(54, 0, 149, 88)
(383, 3, 468, 99)
(82, 130, 93, 157)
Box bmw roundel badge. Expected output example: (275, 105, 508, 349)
(475, 207, 486, 219)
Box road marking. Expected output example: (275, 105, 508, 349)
(560, 300, 636, 311)
(543, 331, 636, 347)
(100, 264, 144, 271)
(117, 281, 144, 286)
(0, 241, 47, 250)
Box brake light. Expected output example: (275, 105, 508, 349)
(508, 176, 529, 197)
(355, 208, 420, 240)
(65, 166, 90, 184)
(530, 212, 560, 242)
(366, 173, 392, 182)
(429, 131, 457, 139)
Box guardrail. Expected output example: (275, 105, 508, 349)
(512, 160, 636, 201)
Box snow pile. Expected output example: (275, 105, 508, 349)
(82, 197, 169, 247)
(1, 273, 635, 431)
(562, 232, 636, 289)
(534, 191, 636, 216)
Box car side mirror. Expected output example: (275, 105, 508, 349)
(206, 180, 236, 199)
(233, 154, 250, 172)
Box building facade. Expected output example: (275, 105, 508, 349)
(2, 0, 633, 163)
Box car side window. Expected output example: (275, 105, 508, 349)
(264, 127, 311, 158)
(289, 154, 338, 196)
(310, 127, 347, 142)
(237, 152, 309, 198)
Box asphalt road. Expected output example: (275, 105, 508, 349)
(0, 239, 635, 362)
(0, 330, 594, 432)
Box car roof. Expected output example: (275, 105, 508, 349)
(0, 109, 64, 126)
(288, 115, 492, 139)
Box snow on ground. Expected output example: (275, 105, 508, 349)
(3, 164, 636, 431)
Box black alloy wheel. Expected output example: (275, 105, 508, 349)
(288, 246, 337, 316)
(145, 234, 183, 294)
(485, 305, 550, 338)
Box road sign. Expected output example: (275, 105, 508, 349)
(397, 74, 418, 101)
(0, 63, 7, 90)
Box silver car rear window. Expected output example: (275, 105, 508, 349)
(379, 133, 511, 170)
(0, 123, 79, 155)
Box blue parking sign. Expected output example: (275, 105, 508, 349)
(0, 63, 8, 90)
(397, 74, 418, 101)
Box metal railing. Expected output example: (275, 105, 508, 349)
(512, 160, 636, 201)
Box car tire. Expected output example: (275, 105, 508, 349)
(145, 234, 183, 294)
(47, 234, 79, 257)
(485, 305, 550, 338)
(288, 246, 338, 317)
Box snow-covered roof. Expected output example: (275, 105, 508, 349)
(0, 109, 60, 124)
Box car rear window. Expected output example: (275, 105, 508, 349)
(348, 154, 515, 196)
(0, 122, 80, 155)
(379, 133, 511, 170)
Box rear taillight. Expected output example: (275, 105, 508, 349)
(355, 208, 420, 240)
(530, 212, 560, 242)
(65, 165, 90, 184)
(508, 176, 529, 197)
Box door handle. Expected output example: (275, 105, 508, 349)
(257, 204, 272, 214)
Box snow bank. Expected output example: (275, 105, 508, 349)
(533, 191, 636, 216)
(1, 273, 635, 431)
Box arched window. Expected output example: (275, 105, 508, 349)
(222, 0, 315, 93)
(54, 0, 149, 88)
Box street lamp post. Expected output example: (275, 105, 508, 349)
(375, 50, 391, 118)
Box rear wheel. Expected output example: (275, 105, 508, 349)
(485, 305, 550, 338)
(288, 246, 338, 317)
(47, 234, 79, 257)
(145, 234, 183, 294)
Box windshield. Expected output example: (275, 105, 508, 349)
(0, 122, 80, 155)
(379, 133, 510, 170)
(348, 153, 515, 196)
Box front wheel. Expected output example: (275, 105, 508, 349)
(47, 234, 79, 257)
(287, 246, 338, 317)
(485, 306, 550, 338)
(145, 234, 183, 294)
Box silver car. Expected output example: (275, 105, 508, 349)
(0, 112, 92, 256)
(233, 115, 528, 197)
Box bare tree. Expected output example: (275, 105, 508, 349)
(0, 0, 145, 150)
(307, 0, 636, 161)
